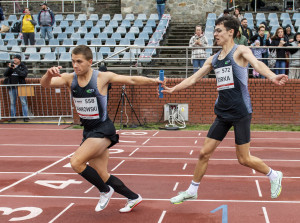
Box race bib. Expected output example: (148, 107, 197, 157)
(215, 66, 234, 91)
(73, 97, 99, 119)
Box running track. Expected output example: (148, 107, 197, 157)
(0, 124, 300, 223)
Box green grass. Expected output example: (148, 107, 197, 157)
(71, 123, 300, 131)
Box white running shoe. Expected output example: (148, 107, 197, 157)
(119, 194, 143, 213)
(95, 186, 114, 212)
(270, 171, 283, 199)
(170, 191, 197, 204)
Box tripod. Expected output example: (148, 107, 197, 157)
(113, 85, 142, 129)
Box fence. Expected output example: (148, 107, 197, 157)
(0, 80, 73, 124)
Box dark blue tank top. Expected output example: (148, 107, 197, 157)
(71, 70, 108, 129)
(212, 45, 252, 120)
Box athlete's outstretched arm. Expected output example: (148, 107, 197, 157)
(162, 56, 213, 94)
(240, 46, 288, 86)
(106, 72, 162, 85)
(41, 66, 73, 88)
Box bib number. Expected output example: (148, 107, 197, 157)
(73, 97, 99, 119)
(215, 66, 234, 91)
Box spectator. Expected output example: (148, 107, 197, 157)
(0, 3, 4, 21)
(288, 33, 300, 79)
(251, 25, 270, 66)
(20, 8, 36, 45)
(233, 8, 243, 21)
(156, 0, 166, 20)
(240, 18, 253, 44)
(251, 40, 267, 78)
(271, 27, 289, 75)
(218, 9, 230, 18)
(284, 25, 294, 43)
(189, 25, 208, 73)
(3, 55, 29, 122)
(234, 27, 248, 46)
(38, 2, 55, 41)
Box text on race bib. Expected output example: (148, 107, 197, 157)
(215, 66, 235, 91)
(73, 97, 99, 119)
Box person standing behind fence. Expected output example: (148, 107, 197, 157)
(38, 3, 55, 41)
(4, 55, 29, 122)
(288, 33, 300, 79)
(270, 27, 289, 75)
(157, 0, 166, 20)
(234, 27, 248, 46)
(240, 18, 253, 45)
(189, 25, 208, 73)
(20, 8, 36, 45)
(251, 40, 267, 78)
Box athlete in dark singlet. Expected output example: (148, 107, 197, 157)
(162, 16, 288, 204)
(41, 45, 162, 212)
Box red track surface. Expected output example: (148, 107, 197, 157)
(0, 124, 300, 223)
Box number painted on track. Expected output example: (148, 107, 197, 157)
(35, 179, 82, 189)
(121, 132, 147, 135)
(210, 205, 228, 223)
(0, 207, 43, 221)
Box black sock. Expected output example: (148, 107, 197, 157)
(79, 165, 110, 193)
(106, 175, 138, 200)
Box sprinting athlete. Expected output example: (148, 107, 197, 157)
(162, 16, 288, 204)
(41, 45, 161, 212)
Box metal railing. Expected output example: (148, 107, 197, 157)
(0, 83, 73, 124)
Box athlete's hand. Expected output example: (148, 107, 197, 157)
(270, 74, 288, 86)
(161, 78, 176, 94)
(47, 66, 62, 77)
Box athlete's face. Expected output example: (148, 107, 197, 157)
(72, 54, 92, 76)
(214, 24, 233, 46)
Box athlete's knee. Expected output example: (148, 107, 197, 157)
(238, 156, 251, 167)
(70, 156, 85, 173)
(198, 150, 212, 162)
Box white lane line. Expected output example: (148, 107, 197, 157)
(158, 210, 167, 223)
(182, 163, 187, 170)
(0, 152, 74, 193)
(262, 207, 270, 223)
(49, 203, 74, 223)
(111, 160, 125, 171)
(190, 150, 194, 155)
(252, 169, 256, 174)
(2, 194, 300, 204)
(173, 182, 179, 191)
(152, 131, 159, 136)
(194, 140, 198, 144)
(142, 138, 150, 145)
(128, 148, 140, 157)
(84, 186, 94, 194)
(255, 180, 263, 197)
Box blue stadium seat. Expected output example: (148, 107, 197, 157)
(90, 27, 101, 35)
(0, 52, 10, 61)
(111, 33, 122, 41)
(106, 53, 119, 62)
(124, 14, 134, 21)
(36, 39, 46, 45)
(89, 14, 99, 22)
(205, 26, 214, 33)
(90, 39, 102, 46)
(71, 20, 81, 29)
(7, 39, 19, 46)
(59, 53, 71, 62)
(77, 27, 88, 35)
(138, 32, 149, 41)
(137, 14, 147, 21)
(70, 33, 81, 40)
(4, 33, 15, 41)
(65, 14, 75, 22)
(55, 47, 66, 55)
(108, 20, 119, 28)
(0, 39, 4, 46)
(115, 28, 126, 38)
(27, 53, 40, 62)
(205, 19, 215, 27)
(122, 52, 137, 63)
(89, 47, 96, 52)
(95, 52, 104, 61)
(244, 13, 254, 20)
(10, 46, 21, 53)
(64, 27, 75, 35)
(114, 47, 126, 55)
(292, 13, 300, 21)
(101, 14, 111, 22)
(77, 39, 88, 45)
(77, 14, 87, 21)
(129, 27, 140, 36)
(120, 19, 131, 29)
(207, 38, 213, 46)
(282, 19, 293, 28)
(256, 13, 266, 21)
(149, 14, 159, 21)
(42, 52, 56, 61)
(120, 38, 131, 45)
(49, 39, 59, 45)
(247, 20, 254, 30)
(295, 19, 300, 29)
(270, 26, 279, 35)
(158, 19, 169, 28)
(7, 15, 18, 24)
(256, 19, 266, 27)
(105, 39, 116, 46)
(55, 14, 64, 22)
(207, 13, 216, 20)
(280, 13, 290, 21)
(99, 47, 111, 56)
(134, 19, 144, 28)
(96, 20, 106, 29)
(63, 39, 74, 45)
(84, 33, 95, 41)
(142, 26, 153, 35)
(57, 33, 68, 41)
(102, 26, 114, 35)
(83, 20, 94, 29)
(145, 19, 156, 28)
(52, 27, 62, 35)
(0, 45, 7, 51)
(268, 13, 278, 21)
(98, 33, 108, 40)
(269, 19, 279, 27)
(134, 38, 145, 46)
(112, 14, 123, 22)
(59, 20, 69, 29)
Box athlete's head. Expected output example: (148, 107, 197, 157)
(71, 45, 93, 76)
(214, 16, 240, 46)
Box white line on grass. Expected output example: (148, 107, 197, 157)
(158, 210, 167, 223)
(111, 160, 125, 171)
(182, 163, 187, 170)
(0, 152, 74, 193)
(49, 203, 74, 223)
(128, 148, 140, 156)
(173, 182, 179, 191)
(255, 180, 262, 197)
(262, 207, 270, 223)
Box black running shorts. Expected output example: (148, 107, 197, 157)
(207, 114, 252, 145)
(82, 119, 119, 148)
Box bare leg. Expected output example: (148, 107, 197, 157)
(89, 149, 110, 182)
(235, 142, 270, 174)
(192, 137, 222, 182)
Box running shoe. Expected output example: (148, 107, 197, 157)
(270, 171, 283, 199)
(119, 194, 143, 213)
(170, 191, 197, 204)
(95, 185, 114, 212)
